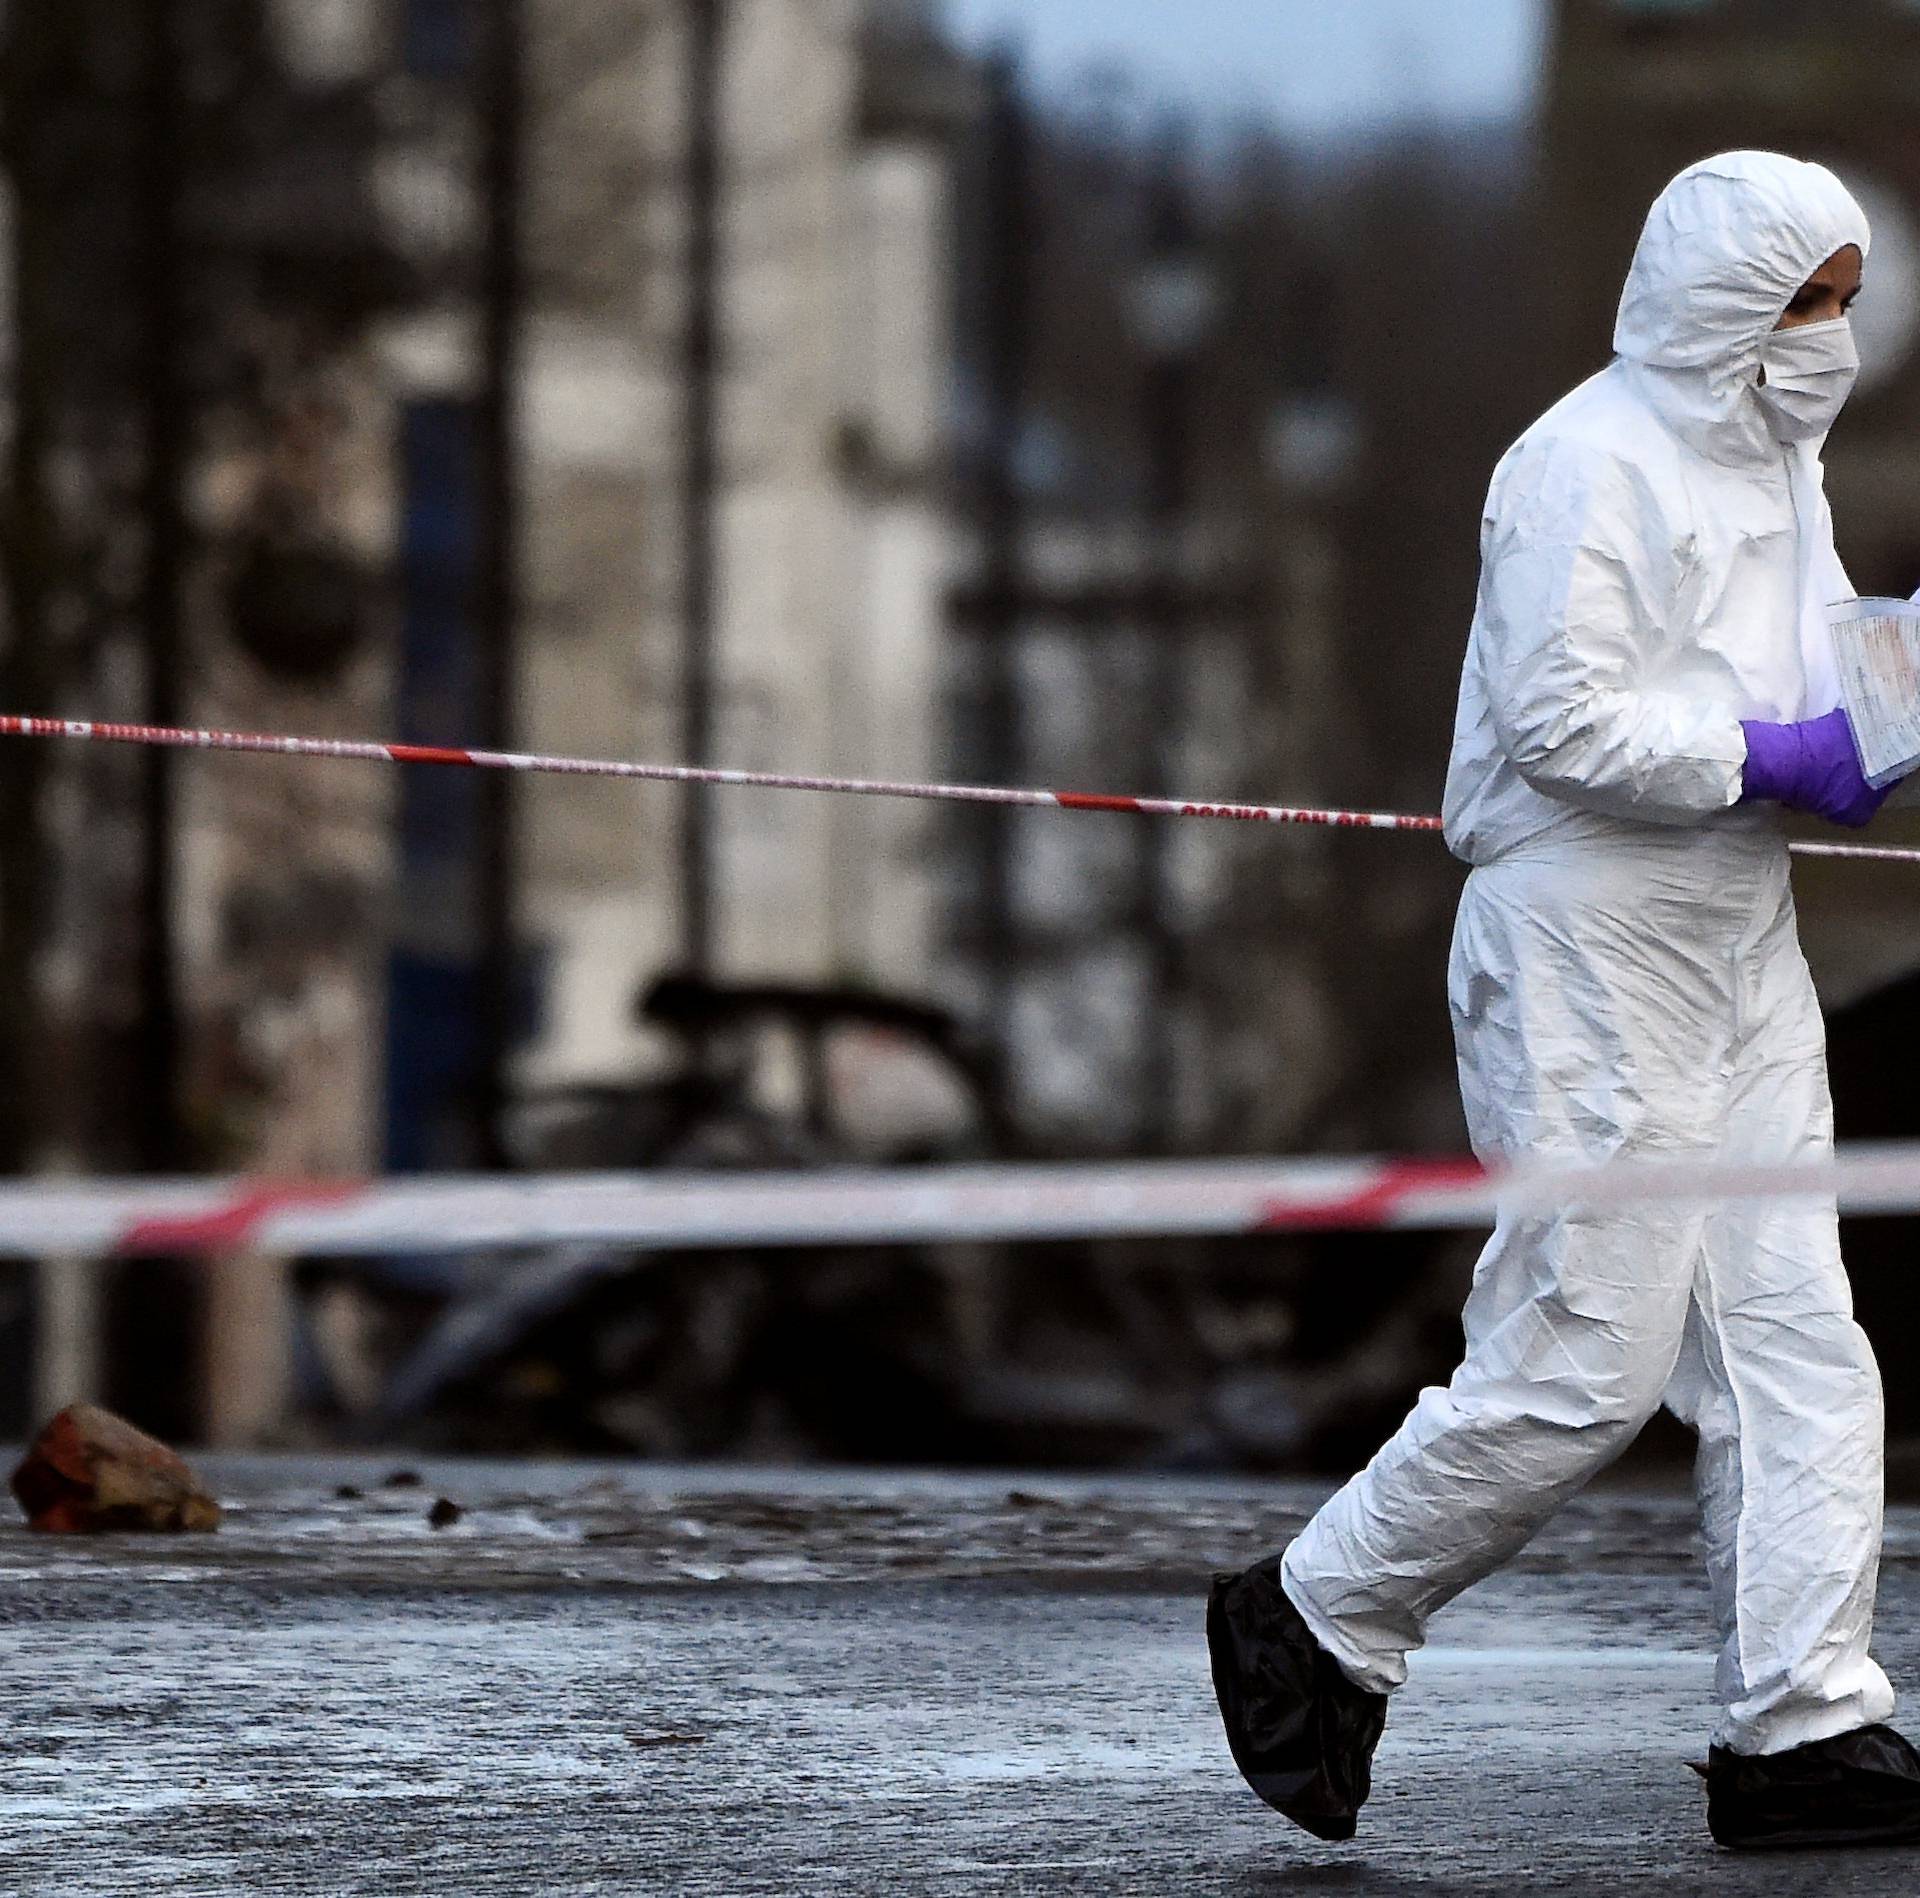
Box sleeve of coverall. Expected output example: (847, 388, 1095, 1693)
(1478, 437, 1747, 823)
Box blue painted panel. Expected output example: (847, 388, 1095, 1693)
(405, 0, 476, 80)
(385, 400, 482, 1172)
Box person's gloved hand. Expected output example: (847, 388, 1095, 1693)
(1739, 708, 1892, 829)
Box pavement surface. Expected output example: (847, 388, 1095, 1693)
(4, 1458, 1920, 1895)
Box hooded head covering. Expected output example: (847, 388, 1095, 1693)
(1614, 151, 1870, 465)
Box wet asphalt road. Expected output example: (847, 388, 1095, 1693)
(4, 1460, 1919, 1895)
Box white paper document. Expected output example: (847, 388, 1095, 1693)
(1827, 597, 1920, 788)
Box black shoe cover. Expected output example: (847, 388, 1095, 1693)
(1707, 1724, 1920, 1851)
(1207, 1553, 1387, 1841)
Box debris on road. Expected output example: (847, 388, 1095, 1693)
(426, 1496, 464, 1530)
(8, 1403, 221, 1534)
(625, 1732, 709, 1749)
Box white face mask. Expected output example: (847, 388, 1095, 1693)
(1755, 315, 1860, 443)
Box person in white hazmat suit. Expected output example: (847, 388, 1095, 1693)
(1208, 151, 1920, 1854)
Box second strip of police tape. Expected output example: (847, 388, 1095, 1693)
(6, 1144, 1920, 1257)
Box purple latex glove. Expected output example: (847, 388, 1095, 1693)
(1739, 708, 1892, 829)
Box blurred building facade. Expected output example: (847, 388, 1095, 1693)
(943, 88, 1543, 1163)
(2, 0, 971, 1145)
(0, 0, 972, 1434)
(0, 2, 404, 1193)
(378, 0, 972, 1138)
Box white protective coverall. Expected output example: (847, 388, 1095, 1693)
(1281, 152, 1895, 1757)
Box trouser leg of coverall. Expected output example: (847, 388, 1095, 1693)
(1663, 976, 1890, 1753)
(1279, 1197, 1698, 1693)
(1280, 852, 1892, 1753)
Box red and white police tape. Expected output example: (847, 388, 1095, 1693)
(3, 713, 1919, 861)
(2, 718, 1916, 1251)
(7, 1145, 1920, 1257)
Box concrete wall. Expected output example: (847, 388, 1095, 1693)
(503, 0, 955, 1084)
